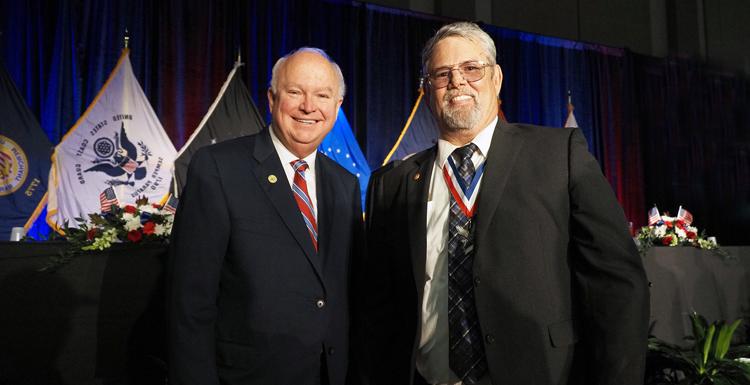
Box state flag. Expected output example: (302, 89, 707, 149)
(0, 59, 52, 240)
(382, 88, 439, 165)
(47, 49, 176, 231)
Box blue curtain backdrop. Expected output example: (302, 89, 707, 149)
(0, 0, 747, 244)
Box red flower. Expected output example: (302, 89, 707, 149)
(687, 231, 697, 240)
(142, 221, 156, 235)
(86, 228, 98, 240)
(665, 221, 674, 228)
(152, 203, 161, 209)
(676, 220, 685, 229)
(661, 235, 673, 245)
(124, 205, 137, 214)
(127, 229, 143, 243)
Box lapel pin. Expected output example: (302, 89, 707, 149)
(413, 172, 421, 181)
(268, 174, 278, 184)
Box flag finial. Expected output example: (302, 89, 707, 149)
(235, 47, 242, 67)
(123, 28, 129, 49)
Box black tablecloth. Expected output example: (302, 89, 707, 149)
(644, 246, 750, 345)
(0, 242, 167, 385)
(0, 242, 748, 384)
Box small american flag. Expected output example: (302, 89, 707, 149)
(99, 187, 119, 213)
(677, 206, 693, 225)
(647, 206, 661, 226)
(162, 194, 178, 214)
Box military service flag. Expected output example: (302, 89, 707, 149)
(47, 49, 176, 231)
(319, 108, 371, 208)
(0, 60, 52, 240)
(172, 61, 263, 196)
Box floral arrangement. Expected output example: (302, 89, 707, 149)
(64, 196, 175, 251)
(636, 205, 726, 257)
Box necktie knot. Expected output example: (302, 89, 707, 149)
(451, 143, 479, 186)
(291, 159, 309, 174)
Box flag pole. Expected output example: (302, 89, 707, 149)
(123, 28, 129, 49)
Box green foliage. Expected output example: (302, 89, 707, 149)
(646, 313, 750, 385)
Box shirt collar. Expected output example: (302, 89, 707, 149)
(436, 116, 498, 168)
(269, 125, 318, 171)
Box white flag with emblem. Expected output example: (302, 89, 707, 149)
(47, 49, 176, 231)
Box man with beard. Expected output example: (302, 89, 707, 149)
(362, 22, 649, 385)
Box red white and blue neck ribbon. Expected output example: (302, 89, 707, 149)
(442, 155, 485, 218)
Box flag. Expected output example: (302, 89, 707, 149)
(648, 205, 661, 226)
(173, 62, 264, 196)
(319, 108, 371, 209)
(0, 59, 52, 241)
(162, 193, 178, 214)
(677, 206, 693, 225)
(382, 88, 439, 165)
(564, 92, 579, 128)
(47, 49, 176, 231)
(99, 186, 119, 213)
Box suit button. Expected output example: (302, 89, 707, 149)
(474, 277, 481, 287)
(485, 334, 495, 344)
(316, 299, 326, 308)
(328, 347, 335, 355)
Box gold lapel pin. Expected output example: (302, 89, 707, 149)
(413, 172, 421, 181)
(268, 174, 278, 184)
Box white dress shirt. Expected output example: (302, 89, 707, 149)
(269, 126, 318, 220)
(417, 117, 497, 385)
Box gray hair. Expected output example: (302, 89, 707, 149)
(269, 47, 346, 98)
(421, 21, 497, 76)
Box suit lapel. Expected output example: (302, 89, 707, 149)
(474, 122, 525, 245)
(250, 129, 323, 281)
(315, 156, 337, 270)
(406, 149, 435, 301)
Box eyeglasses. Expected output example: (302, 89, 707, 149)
(424, 61, 492, 89)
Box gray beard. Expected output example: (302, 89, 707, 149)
(441, 102, 481, 132)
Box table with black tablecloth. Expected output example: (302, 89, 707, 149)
(0, 243, 748, 384)
(0, 242, 167, 385)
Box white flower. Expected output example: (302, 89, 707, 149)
(139, 204, 158, 214)
(123, 216, 142, 231)
(154, 224, 166, 236)
(736, 357, 750, 364)
(675, 227, 687, 239)
(654, 225, 667, 237)
(123, 212, 135, 221)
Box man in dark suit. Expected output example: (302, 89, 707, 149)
(167, 47, 362, 385)
(363, 22, 649, 385)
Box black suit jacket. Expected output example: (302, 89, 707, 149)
(167, 128, 362, 385)
(362, 122, 649, 385)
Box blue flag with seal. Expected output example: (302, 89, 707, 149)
(319, 108, 370, 209)
(0, 59, 52, 241)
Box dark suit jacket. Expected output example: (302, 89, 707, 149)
(362, 122, 649, 385)
(167, 128, 362, 385)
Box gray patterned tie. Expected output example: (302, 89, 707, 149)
(448, 143, 487, 384)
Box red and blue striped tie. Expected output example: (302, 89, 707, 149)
(290, 159, 318, 251)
